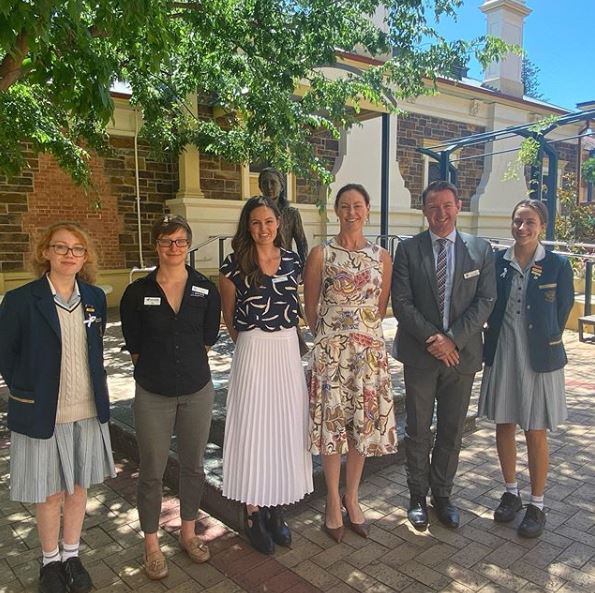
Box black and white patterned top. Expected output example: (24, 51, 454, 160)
(220, 248, 301, 332)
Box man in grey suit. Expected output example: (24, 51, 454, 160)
(392, 181, 496, 529)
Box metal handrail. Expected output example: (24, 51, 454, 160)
(187, 235, 233, 269)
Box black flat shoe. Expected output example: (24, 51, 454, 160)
(518, 504, 546, 538)
(431, 496, 460, 528)
(39, 561, 68, 593)
(265, 506, 292, 547)
(494, 492, 523, 523)
(63, 557, 93, 593)
(246, 510, 275, 555)
(407, 496, 428, 530)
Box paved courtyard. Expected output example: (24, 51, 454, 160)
(1, 329, 594, 593)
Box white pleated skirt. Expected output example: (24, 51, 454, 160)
(10, 417, 116, 503)
(222, 327, 313, 507)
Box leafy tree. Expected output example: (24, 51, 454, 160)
(521, 56, 546, 101)
(1, 0, 509, 186)
(555, 174, 595, 275)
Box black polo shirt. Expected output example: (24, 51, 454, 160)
(120, 266, 221, 396)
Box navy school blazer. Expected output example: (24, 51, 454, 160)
(0, 276, 110, 438)
(483, 248, 574, 373)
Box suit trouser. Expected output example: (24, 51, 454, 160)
(403, 364, 475, 498)
(133, 381, 215, 533)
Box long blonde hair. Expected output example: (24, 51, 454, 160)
(31, 222, 98, 283)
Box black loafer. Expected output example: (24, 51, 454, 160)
(431, 496, 460, 528)
(494, 492, 523, 523)
(63, 557, 93, 593)
(246, 510, 275, 555)
(39, 561, 68, 593)
(518, 504, 546, 538)
(407, 497, 428, 530)
(265, 506, 292, 547)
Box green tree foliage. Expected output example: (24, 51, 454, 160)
(0, 0, 509, 186)
(555, 175, 595, 275)
(521, 56, 546, 101)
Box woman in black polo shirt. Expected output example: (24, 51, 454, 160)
(120, 216, 221, 580)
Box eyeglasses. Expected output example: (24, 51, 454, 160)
(156, 238, 191, 248)
(49, 244, 87, 257)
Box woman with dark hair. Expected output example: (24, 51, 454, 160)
(258, 167, 308, 263)
(304, 184, 397, 543)
(219, 196, 313, 555)
(120, 215, 221, 579)
(479, 199, 574, 539)
(0, 222, 115, 593)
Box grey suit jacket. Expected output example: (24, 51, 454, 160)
(391, 230, 496, 373)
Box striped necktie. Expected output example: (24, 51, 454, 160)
(436, 238, 448, 318)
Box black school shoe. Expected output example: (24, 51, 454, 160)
(246, 510, 275, 555)
(39, 561, 68, 593)
(63, 557, 93, 593)
(494, 492, 523, 523)
(265, 506, 292, 547)
(518, 504, 546, 538)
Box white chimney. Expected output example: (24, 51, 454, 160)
(480, 0, 532, 98)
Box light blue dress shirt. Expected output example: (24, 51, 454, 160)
(429, 229, 457, 331)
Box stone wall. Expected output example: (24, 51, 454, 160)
(296, 132, 340, 205)
(396, 112, 486, 209)
(0, 138, 177, 273)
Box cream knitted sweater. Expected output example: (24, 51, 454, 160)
(55, 303, 97, 424)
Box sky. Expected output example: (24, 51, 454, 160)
(433, 0, 595, 111)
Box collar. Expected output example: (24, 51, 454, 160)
(503, 243, 546, 265)
(46, 275, 81, 308)
(429, 229, 457, 245)
(46, 275, 81, 298)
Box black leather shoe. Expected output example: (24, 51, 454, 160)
(494, 492, 523, 523)
(265, 506, 292, 547)
(518, 504, 546, 538)
(407, 497, 428, 530)
(63, 557, 93, 593)
(431, 496, 460, 528)
(246, 510, 275, 555)
(39, 561, 68, 593)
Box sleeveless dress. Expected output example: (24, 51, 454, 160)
(308, 239, 397, 457)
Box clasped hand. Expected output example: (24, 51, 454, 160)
(426, 333, 459, 367)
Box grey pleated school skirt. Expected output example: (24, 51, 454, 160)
(10, 417, 116, 503)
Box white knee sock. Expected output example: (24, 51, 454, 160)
(530, 495, 544, 510)
(42, 547, 61, 566)
(62, 541, 80, 562)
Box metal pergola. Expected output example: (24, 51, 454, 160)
(413, 108, 595, 241)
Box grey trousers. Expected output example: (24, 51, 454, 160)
(403, 364, 475, 498)
(133, 382, 215, 533)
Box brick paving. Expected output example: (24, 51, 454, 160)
(1, 330, 594, 592)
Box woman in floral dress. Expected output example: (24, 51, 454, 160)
(304, 183, 397, 542)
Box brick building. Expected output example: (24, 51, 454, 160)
(0, 0, 588, 303)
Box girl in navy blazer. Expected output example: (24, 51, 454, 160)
(479, 200, 574, 539)
(0, 222, 115, 593)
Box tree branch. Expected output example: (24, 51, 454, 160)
(0, 31, 29, 92)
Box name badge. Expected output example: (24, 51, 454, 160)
(272, 275, 288, 283)
(191, 285, 209, 296)
(464, 269, 480, 279)
(144, 297, 161, 306)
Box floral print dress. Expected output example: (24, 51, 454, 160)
(308, 239, 397, 457)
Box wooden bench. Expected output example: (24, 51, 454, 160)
(578, 315, 595, 343)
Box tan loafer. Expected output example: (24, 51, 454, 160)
(180, 536, 210, 563)
(144, 549, 168, 580)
